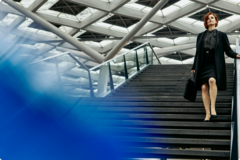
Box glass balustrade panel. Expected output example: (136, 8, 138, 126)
(136, 47, 147, 70)
(109, 56, 126, 88)
(124, 50, 138, 78)
(146, 45, 153, 65)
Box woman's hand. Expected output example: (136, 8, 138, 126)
(236, 54, 240, 58)
(191, 70, 195, 73)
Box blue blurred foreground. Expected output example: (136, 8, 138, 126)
(0, 57, 125, 160)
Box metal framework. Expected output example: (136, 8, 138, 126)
(1, 0, 240, 65)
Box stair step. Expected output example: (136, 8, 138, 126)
(116, 136, 230, 148)
(97, 113, 230, 121)
(92, 106, 231, 114)
(111, 93, 233, 96)
(103, 127, 231, 137)
(105, 120, 231, 129)
(121, 147, 230, 158)
(81, 102, 231, 108)
(97, 97, 232, 102)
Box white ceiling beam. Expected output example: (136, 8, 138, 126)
(169, 21, 205, 34)
(210, 0, 240, 15)
(163, 3, 204, 24)
(3, 0, 48, 36)
(154, 43, 195, 57)
(115, 3, 204, 25)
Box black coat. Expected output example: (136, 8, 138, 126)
(191, 29, 238, 90)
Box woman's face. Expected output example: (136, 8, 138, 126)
(207, 14, 216, 27)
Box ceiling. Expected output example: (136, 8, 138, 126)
(2, 0, 240, 66)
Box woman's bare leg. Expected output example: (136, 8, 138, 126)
(202, 83, 210, 120)
(209, 77, 218, 115)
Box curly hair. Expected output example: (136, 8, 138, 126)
(204, 12, 218, 29)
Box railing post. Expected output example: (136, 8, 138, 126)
(123, 55, 128, 79)
(145, 46, 149, 64)
(54, 57, 63, 92)
(87, 70, 94, 97)
(108, 62, 114, 90)
(236, 38, 240, 159)
(135, 50, 140, 71)
(230, 59, 238, 160)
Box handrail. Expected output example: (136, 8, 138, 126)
(29, 52, 70, 65)
(236, 39, 240, 160)
(27, 42, 159, 97)
(90, 41, 150, 71)
(67, 53, 89, 71)
(29, 42, 160, 71)
(230, 38, 239, 160)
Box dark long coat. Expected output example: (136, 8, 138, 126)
(191, 29, 238, 90)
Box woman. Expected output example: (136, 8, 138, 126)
(191, 12, 240, 121)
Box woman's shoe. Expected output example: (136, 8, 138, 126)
(204, 116, 211, 122)
(211, 114, 217, 118)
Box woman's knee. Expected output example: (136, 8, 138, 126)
(201, 83, 208, 92)
(209, 78, 216, 85)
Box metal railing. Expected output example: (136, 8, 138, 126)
(28, 42, 160, 97)
(230, 39, 240, 160)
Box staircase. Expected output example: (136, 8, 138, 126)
(80, 64, 234, 159)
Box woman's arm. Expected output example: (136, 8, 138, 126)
(222, 33, 238, 58)
(191, 34, 200, 70)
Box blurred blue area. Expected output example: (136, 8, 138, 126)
(0, 58, 126, 160)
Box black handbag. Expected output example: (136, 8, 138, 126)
(183, 72, 197, 102)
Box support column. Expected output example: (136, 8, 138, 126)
(96, 65, 109, 97)
(2, 0, 104, 63)
(104, 0, 169, 61)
